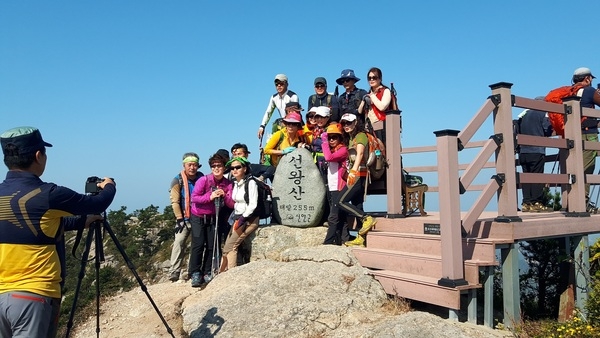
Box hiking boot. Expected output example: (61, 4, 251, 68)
(191, 272, 202, 288)
(168, 271, 179, 282)
(358, 215, 377, 236)
(530, 202, 552, 213)
(344, 235, 365, 247)
(203, 274, 213, 284)
(521, 203, 531, 212)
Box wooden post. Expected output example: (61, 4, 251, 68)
(563, 97, 587, 214)
(489, 82, 519, 220)
(386, 110, 403, 217)
(434, 129, 467, 287)
(501, 242, 521, 328)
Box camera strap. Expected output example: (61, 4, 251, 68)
(71, 227, 85, 259)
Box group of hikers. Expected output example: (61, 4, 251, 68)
(168, 67, 398, 287)
(517, 67, 600, 213)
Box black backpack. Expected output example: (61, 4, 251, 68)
(244, 176, 273, 219)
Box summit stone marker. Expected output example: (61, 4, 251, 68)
(272, 147, 326, 227)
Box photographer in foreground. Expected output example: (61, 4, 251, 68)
(0, 126, 116, 338)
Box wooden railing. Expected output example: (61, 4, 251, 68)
(387, 82, 600, 290)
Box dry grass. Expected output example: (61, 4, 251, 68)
(381, 294, 412, 316)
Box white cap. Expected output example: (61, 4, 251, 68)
(340, 113, 357, 122)
(314, 106, 331, 117)
(308, 106, 319, 114)
(274, 74, 288, 82)
(573, 67, 595, 78)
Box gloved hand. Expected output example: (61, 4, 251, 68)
(321, 132, 328, 142)
(362, 94, 372, 106)
(282, 146, 296, 155)
(175, 219, 186, 233)
(234, 216, 247, 230)
(347, 169, 358, 186)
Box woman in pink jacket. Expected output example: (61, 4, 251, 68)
(189, 153, 235, 287)
(321, 123, 350, 245)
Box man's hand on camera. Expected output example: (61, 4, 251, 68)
(85, 215, 103, 228)
(175, 219, 186, 233)
(98, 177, 115, 190)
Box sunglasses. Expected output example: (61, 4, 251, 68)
(315, 84, 326, 88)
(210, 164, 224, 168)
(275, 81, 286, 86)
(230, 165, 244, 171)
(285, 122, 302, 127)
(342, 79, 353, 83)
(367, 76, 379, 81)
(328, 135, 341, 140)
(341, 121, 354, 126)
(307, 114, 316, 119)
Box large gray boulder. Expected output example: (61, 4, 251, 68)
(181, 246, 388, 337)
(249, 224, 327, 261)
(272, 147, 327, 227)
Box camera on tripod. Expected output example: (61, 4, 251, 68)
(85, 176, 114, 194)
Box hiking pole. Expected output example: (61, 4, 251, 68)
(211, 195, 222, 280)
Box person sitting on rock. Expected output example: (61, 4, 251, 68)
(220, 157, 260, 272)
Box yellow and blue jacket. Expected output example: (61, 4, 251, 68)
(0, 171, 116, 298)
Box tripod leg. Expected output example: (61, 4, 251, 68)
(102, 220, 175, 338)
(65, 226, 96, 338)
(94, 225, 103, 337)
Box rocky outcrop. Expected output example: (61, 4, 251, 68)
(182, 246, 386, 337)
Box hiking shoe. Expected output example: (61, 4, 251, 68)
(521, 203, 531, 212)
(191, 272, 202, 288)
(168, 272, 179, 282)
(587, 202, 598, 214)
(358, 215, 377, 236)
(203, 274, 213, 284)
(344, 235, 365, 247)
(530, 202, 552, 213)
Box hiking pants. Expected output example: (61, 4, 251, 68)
(583, 133, 598, 200)
(519, 153, 545, 204)
(338, 176, 367, 219)
(221, 216, 259, 271)
(169, 220, 191, 277)
(0, 291, 61, 338)
(324, 190, 349, 245)
(189, 214, 219, 277)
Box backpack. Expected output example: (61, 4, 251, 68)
(544, 84, 584, 136)
(311, 94, 333, 108)
(365, 132, 387, 180)
(244, 175, 273, 219)
(403, 169, 423, 187)
(260, 132, 285, 166)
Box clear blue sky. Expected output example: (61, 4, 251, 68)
(1, 1, 599, 213)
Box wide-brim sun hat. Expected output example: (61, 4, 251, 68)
(336, 69, 360, 85)
(283, 112, 303, 124)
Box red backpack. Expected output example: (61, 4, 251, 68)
(544, 84, 584, 136)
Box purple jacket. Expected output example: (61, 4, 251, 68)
(190, 174, 234, 216)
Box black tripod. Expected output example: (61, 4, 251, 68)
(64, 212, 174, 337)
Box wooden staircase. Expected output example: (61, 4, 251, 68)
(352, 214, 507, 310)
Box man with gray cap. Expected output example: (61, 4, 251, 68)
(572, 67, 600, 211)
(258, 73, 299, 140)
(308, 77, 340, 122)
(0, 126, 116, 337)
(336, 69, 368, 123)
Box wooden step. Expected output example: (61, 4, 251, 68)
(365, 232, 499, 263)
(368, 269, 480, 310)
(352, 248, 489, 285)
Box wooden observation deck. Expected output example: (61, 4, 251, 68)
(356, 82, 600, 328)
